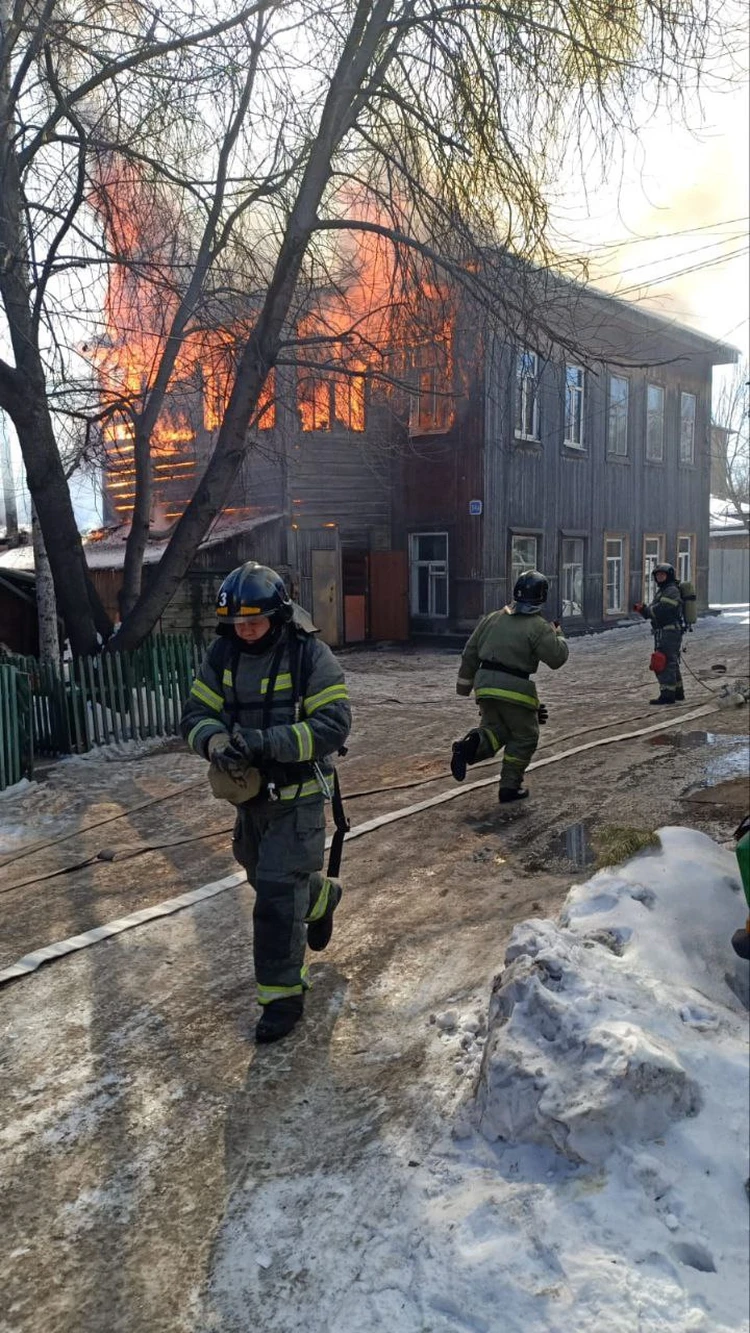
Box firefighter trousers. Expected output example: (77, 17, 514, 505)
(232, 797, 327, 1005)
(472, 699, 540, 790)
(654, 626, 684, 699)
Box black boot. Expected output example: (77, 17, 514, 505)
(451, 730, 481, 782)
(649, 695, 676, 705)
(307, 878, 342, 952)
(499, 787, 529, 804)
(675, 686, 685, 702)
(255, 995, 304, 1044)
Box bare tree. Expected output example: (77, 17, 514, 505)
(2, 0, 742, 652)
(712, 361, 749, 524)
(0, 0, 269, 652)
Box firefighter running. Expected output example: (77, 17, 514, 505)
(180, 563, 351, 1044)
(633, 562, 688, 705)
(450, 570, 569, 803)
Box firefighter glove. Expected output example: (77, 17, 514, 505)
(209, 730, 262, 777)
(538, 703, 549, 725)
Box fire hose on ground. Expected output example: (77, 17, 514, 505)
(0, 702, 724, 986)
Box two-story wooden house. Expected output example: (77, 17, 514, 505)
(96, 269, 738, 644)
(231, 275, 737, 642)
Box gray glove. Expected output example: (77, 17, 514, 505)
(208, 730, 261, 777)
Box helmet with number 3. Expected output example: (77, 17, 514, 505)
(216, 562, 293, 624)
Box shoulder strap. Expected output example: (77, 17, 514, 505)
(326, 767, 350, 880)
(261, 634, 288, 729)
(290, 630, 314, 720)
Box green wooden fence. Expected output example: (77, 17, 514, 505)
(0, 664, 34, 790)
(0, 635, 203, 788)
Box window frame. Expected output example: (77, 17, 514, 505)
(510, 533, 540, 591)
(297, 368, 366, 433)
(677, 532, 695, 584)
(642, 533, 665, 605)
(408, 531, 449, 618)
(607, 373, 630, 457)
(564, 364, 585, 449)
(561, 536, 585, 618)
(645, 382, 665, 462)
(604, 533, 629, 616)
(515, 348, 540, 442)
(679, 391, 696, 465)
(408, 345, 454, 435)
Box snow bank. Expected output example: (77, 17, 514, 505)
(203, 828, 749, 1333)
(474, 828, 747, 1163)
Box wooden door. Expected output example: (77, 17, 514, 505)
(311, 548, 342, 645)
(369, 550, 409, 641)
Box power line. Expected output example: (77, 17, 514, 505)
(612, 245, 749, 298)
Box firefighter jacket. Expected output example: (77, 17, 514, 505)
(644, 580, 684, 634)
(456, 606, 569, 709)
(181, 620, 351, 802)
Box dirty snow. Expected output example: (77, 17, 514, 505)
(201, 827, 749, 1333)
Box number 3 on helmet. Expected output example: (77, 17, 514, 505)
(215, 562, 294, 624)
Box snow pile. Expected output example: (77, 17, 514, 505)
(474, 828, 747, 1166)
(202, 829, 749, 1333)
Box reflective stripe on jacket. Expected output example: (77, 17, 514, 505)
(647, 580, 684, 633)
(180, 627, 351, 790)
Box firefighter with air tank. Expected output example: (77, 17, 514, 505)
(449, 570, 569, 802)
(633, 562, 696, 705)
(180, 562, 351, 1044)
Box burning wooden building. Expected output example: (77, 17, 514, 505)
(92, 182, 737, 643)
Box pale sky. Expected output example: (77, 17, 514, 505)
(559, 76, 749, 364)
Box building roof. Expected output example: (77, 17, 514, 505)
(482, 256, 740, 367)
(0, 511, 285, 574)
(709, 496, 749, 535)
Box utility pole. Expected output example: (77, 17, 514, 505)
(0, 411, 19, 542)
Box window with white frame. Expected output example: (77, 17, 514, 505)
(677, 534, 693, 583)
(680, 392, 696, 464)
(564, 365, 585, 447)
(515, 349, 540, 440)
(511, 535, 538, 591)
(605, 537, 626, 613)
(607, 375, 629, 455)
(646, 383, 665, 461)
(561, 538, 584, 616)
(409, 532, 448, 616)
(643, 535, 663, 605)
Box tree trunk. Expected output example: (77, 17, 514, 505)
(113, 0, 397, 650)
(0, 40, 105, 656)
(119, 419, 152, 616)
(31, 502, 60, 666)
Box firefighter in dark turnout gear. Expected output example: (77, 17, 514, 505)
(634, 563, 685, 705)
(180, 563, 351, 1043)
(450, 571, 569, 802)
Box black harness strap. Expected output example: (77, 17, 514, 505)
(261, 634, 288, 730)
(327, 767, 350, 880)
(479, 659, 530, 680)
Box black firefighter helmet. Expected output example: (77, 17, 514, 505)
(216, 562, 293, 625)
(513, 569, 549, 605)
(652, 563, 676, 583)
